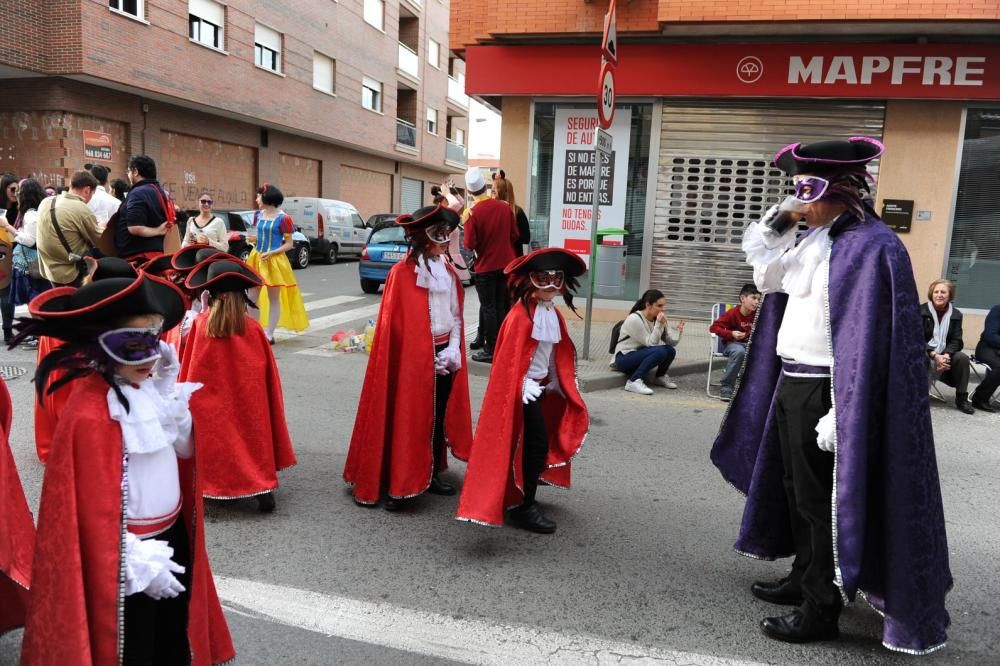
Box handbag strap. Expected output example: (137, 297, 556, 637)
(48, 197, 82, 262)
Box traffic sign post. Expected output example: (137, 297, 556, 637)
(583, 0, 617, 361)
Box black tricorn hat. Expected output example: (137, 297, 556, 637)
(774, 136, 884, 176)
(504, 247, 587, 278)
(395, 204, 460, 234)
(171, 244, 226, 272)
(141, 253, 176, 278)
(84, 256, 138, 282)
(185, 256, 263, 295)
(27, 271, 186, 338)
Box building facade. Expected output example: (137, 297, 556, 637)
(0, 0, 470, 219)
(450, 0, 1000, 338)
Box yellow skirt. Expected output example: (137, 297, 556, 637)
(247, 249, 309, 333)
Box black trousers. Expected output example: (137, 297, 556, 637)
(123, 519, 192, 666)
(934, 350, 971, 395)
(473, 270, 509, 353)
(433, 342, 454, 472)
(521, 398, 550, 505)
(973, 343, 1000, 403)
(775, 375, 841, 616)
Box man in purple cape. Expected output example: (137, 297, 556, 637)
(712, 137, 952, 654)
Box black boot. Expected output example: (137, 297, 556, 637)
(3, 329, 12, 345)
(256, 492, 276, 513)
(507, 503, 556, 534)
(956, 392, 975, 415)
(751, 577, 804, 606)
(971, 391, 997, 412)
(761, 602, 840, 644)
(469, 335, 484, 351)
(472, 349, 494, 363)
(384, 497, 405, 512)
(428, 475, 455, 496)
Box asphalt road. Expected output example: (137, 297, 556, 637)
(2, 260, 998, 664)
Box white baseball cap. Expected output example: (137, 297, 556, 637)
(464, 167, 486, 193)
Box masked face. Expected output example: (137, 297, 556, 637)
(792, 175, 830, 203)
(529, 270, 565, 291)
(425, 222, 453, 246)
(98, 326, 163, 366)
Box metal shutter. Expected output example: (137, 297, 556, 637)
(401, 177, 424, 215)
(651, 100, 885, 319)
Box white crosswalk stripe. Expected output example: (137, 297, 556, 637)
(303, 295, 364, 312)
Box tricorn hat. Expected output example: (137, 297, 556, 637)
(84, 256, 138, 282)
(185, 255, 263, 295)
(504, 247, 587, 278)
(27, 271, 186, 339)
(140, 253, 176, 278)
(395, 204, 461, 234)
(172, 244, 226, 272)
(774, 136, 883, 176)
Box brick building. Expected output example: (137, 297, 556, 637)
(450, 0, 1000, 337)
(0, 0, 470, 219)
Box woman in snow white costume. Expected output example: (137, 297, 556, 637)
(10, 270, 234, 665)
(180, 254, 297, 513)
(344, 204, 473, 510)
(456, 248, 589, 533)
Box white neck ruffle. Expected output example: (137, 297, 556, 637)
(780, 224, 832, 298)
(532, 299, 562, 343)
(107, 381, 201, 455)
(415, 256, 452, 293)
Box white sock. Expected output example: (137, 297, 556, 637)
(266, 287, 280, 338)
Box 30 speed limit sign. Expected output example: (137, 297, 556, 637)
(597, 61, 616, 130)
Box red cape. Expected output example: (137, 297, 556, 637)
(344, 258, 473, 503)
(0, 379, 33, 634)
(33, 336, 74, 464)
(179, 312, 297, 498)
(456, 302, 589, 527)
(20, 374, 235, 665)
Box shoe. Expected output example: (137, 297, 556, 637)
(2, 330, 11, 344)
(469, 337, 484, 351)
(428, 475, 455, 496)
(22, 337, 39, 350)
(624, 378, 654, 395)
(956, 393, 975, 415)
(751, 577, 804, 606)
(720, 386, 733, 402)
(255, 492, 276, 513)
(472, 350, 494, 363)
(971, 395, 997, 413)
(507, 503, 556, 534)
(761, 605, 839, 644)
(648, 374, 678, 389)
(268, 337, 276, 346)
(384, 497, 404, 512)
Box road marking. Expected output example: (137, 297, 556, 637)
(304, 295, 365, 312)
(215, 576, 767, 666)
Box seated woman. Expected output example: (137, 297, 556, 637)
(971, 303, 1000, 412)
(613, 289, 685, 395)
(921, 279, 975, 414)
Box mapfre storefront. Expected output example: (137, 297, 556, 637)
(467, 43, 1000, 333)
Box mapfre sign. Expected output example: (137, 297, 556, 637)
(467, 43, 1000, 100)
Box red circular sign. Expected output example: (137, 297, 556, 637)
(598, 61, 616, 130)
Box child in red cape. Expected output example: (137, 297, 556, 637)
(344, 204, 473, 510)
(456, 248, 590, 533)
(179, 254, 297, 512)
(10, 270, 234, 665)
(0, 377, 33, 634)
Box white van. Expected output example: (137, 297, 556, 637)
(281, 197, 368, 264)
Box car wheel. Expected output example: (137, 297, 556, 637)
(360, 278, 380, 294)
(324, 244, 338, 265)
(293, 244, 310, 270)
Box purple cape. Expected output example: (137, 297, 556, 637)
(711, 210, 952, 654)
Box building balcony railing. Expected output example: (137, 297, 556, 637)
(446, 139, 467, 165)
(396, 118, 417, 148)
(447, 76, 469, 108)
(397, 42, 420, 80)
(401, 0, 422, 11)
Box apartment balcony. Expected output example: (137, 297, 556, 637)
(445, 139, 467, 166)
(396, 118, 417, 149)
(401, 0, 422, 13)
(397, 42, 420, 82)
(447, 76, 469, 111)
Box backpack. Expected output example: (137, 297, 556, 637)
(608, 319, 628, 354)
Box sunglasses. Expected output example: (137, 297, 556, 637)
(792, 175, 830, 203)
(199, 199, 214, 205)
(98, 326, 163, 366)
(529, 270, 565, 291)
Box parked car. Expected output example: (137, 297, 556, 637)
(358, 222, 472, 294)
(281, 197, 367, 264)
(231, 210, 312, 269)
(365, 213, 398, 229)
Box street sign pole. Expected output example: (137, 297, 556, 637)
(582, 147, 603, 360)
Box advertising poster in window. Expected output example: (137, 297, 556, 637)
(547, 107, 631, 267)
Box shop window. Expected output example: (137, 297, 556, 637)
(254, 24, 281, 73)
(313, 52, 336, 95)
(189, 0, 224, 50)
(946, 107, 1000, 310)
(362, 77, 382, 113)
(109, 0, 143, 20)
(364, 0, 384, 31)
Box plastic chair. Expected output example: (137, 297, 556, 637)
(706, 302, 736, 398)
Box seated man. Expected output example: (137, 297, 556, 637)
(921, 279, 975, 414)
(971, 302, 1000, 412)
(708, 283, 760, 401)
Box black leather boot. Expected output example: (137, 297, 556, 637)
(761, 602, 839, 643)
(384, 497, 405, 512)
(428, 475, 455, 496)
(507, 503, 556, 534)
(256, 492, 276, 513)
(971, 391, 997, 412)
(751, 577, 804, 606)
(956, 392, 975, 415)
(469, 335, 484, 351)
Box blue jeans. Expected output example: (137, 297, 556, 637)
(721, 342, 747, 388)
(616, 345, 676, 382)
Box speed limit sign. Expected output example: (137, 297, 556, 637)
(597, 61, 616, 130)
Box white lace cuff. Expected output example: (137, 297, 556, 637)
(123, 533, 177, 596)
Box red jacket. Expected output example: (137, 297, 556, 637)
(463, 199, 519, 273)
(709, 306, 756, 342)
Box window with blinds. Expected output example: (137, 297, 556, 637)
(946, 108, 1000, 311)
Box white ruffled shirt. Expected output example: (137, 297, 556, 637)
(416, 256, 461, 347)
(527, 300, 561, 381)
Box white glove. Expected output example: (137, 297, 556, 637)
(124, 533, 186, 599)
(434, 354, 449, 376)
(522, 378, 543, 404)
(815, 408, 836, 453)
(152, 340, 179, 396)
(144, 564, 187, 600)
(437, 345, 462, 373)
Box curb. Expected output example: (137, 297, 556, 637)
(466, 358, 711, 393)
